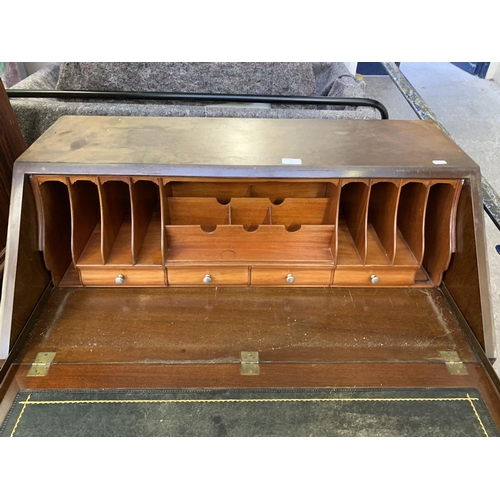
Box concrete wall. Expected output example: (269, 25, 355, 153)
(486, 63, 500, 84)
(344, 62, 357, 75)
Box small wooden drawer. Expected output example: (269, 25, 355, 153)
(167, 266, 249, 285)
(251, 267, 333, 286)
(80, 267, 166, 286)
(333, 266, 418, 287)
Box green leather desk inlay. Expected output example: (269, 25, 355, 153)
(1, 387, 498, 437)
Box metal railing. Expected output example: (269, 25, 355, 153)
(6, 89, 389, 120)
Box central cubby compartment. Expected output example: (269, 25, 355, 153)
(165, 180, 337, 264)
(165, 201, 336, 263)
(31, 176, 463, 288)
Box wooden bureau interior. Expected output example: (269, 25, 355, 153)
(33, 176, 462, 289)
(1, 116, 499, 427)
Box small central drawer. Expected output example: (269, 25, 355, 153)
(251, 267, 333, 286)
(79, 267, 166, 286)
(333, 266, 418, 286)
(167, 266, 249, 285)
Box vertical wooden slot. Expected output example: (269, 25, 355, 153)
(37, 180, 72, 285)
(160, 181, 172, 264)
(131, 180, 161, 265)
(326, 182, 340, 263)
(98, 179, 132, 265)
(339, 181, 370, 264)
(367, 181, 400, 265)
(68, 179, 101, 265)
(423, 182, 461, 285)
(397, 181, 430, 265)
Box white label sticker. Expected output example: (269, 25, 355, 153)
(282, 158, 302, 165)
(432, 160, 448, 165)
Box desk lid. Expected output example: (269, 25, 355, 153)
(16, 116, 479, 177)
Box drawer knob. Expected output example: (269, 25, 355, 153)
(115, 274, 125, 285)
(286, 273, 295, 283)
(203, 274, 212, 284)
(370, 274, 380, 285)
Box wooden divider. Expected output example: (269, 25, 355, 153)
(169, 181, 250, 200)
(423, 181, 462, 284)
(68, 179, 100, 264)
(164, 225, 335, 262)
(98, 179, 132, 265)
(230, 199, 271, 227)
(246, 182, 329, 202)
(367, 180, 401, 265)
(325, 182, 341, 263)
(397, 181, 431, 265)
(130, 180, 162, 265)
(37, 180, 72, 285)
(160, 181, 172, 264)
(168, 181, 330, 202)
(339, 180, 370, 264)
(271, 199, 330, 227)
(168, 197, 333, 228)
(168, 198, 231, 227)
(131, 180, 155, 263)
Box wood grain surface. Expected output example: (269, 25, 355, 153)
(0, 79, 26, 250)
(14, 286, 477, 364)
(17, 117, 480, 172)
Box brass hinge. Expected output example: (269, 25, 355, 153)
(440, 351, 468, 375)
(27, 352, 56, 377)
(241, 351, 259, 375)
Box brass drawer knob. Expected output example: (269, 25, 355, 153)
(203, 274, 212, 284)
(115, 274, 125, 285)
(370, 274, 380, 285)
(286, 273, 295, 283)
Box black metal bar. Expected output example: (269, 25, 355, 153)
(6, 89, 389, 120)
(381, 62, 500, 232)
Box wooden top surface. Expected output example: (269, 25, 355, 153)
(17, 116, 479, 174)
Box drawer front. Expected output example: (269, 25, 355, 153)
(167, 266, 249, 285)
(80, 267, 166, 286)
(333, 267, 418, 286)
(251, 267, 333, 286)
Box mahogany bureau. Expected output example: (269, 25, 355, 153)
(1, 116, 499, 433)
